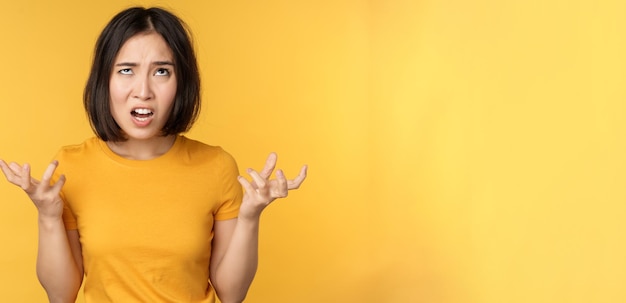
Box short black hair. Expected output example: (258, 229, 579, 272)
(84, 7, 201, 141)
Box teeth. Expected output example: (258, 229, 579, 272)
(134, 108, 152, 114)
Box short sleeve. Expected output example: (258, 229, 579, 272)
(61, 203, 78, 230)
(214, 149, 243, 220)
(51, 150, 78, 230)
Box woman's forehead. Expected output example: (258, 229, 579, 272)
(115, 32, 174, 62)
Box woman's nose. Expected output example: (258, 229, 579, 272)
(133, 75, 153, 100)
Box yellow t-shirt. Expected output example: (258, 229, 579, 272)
(53, 136, 242, 302)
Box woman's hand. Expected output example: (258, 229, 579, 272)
(0, 160, 66, 220)
(237, 153, 307, 220)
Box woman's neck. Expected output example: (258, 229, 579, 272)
(106, 135, 177, 160)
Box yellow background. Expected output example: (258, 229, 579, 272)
(1, 0, 625, 302)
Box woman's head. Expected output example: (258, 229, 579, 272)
(84, 7, 200, 141)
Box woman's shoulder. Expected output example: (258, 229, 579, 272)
(55, 137, 102, 157)
(52, 137, 109, 172)
(178, 136, 229, 154)
(176, 136, 238, 165)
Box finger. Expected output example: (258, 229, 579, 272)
(50, 174, 66, 195)
(246, 168, 267, 190)
(20, 163, 35, 194)
(287, 165, 308, 190)
(1, 161, 36, 191)
(237, 175, 255, 194)
(9, 162, 23, 173)
(20, 163, 34, 192)
(41, 160, 60, 185)
(244, 168, 259, 189)
(273, 169, 288, 198)
(0, 159, 15, 180)
(0, 160, 22, 186)
(259, 152, 277, 179)
(0, 160, 25, 187)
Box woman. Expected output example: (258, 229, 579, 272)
(0, 6, 306, 303)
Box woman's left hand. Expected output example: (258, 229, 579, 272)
(237, 152, 307, 220)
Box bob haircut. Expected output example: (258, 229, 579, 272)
(84, 7, 201, 141)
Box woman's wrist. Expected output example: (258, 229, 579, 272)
(37, 214, 64, 230)
(236, 214, 261, 228)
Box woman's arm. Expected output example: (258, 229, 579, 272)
(37, 223, 83, 303)
(209, 153, 307, 303)
(0, 160, 83, 303)
(209, 218, 258, 303)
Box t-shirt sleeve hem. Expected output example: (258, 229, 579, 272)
(64, 221, 78, 230)
(214, 209, 240, 221)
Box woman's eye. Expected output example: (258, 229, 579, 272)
(155, 68, 170, 76)
(119, 68, 132, 75)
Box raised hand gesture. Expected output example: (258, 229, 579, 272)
(237, 153, 307, 220)
(0, 160, 66, 219)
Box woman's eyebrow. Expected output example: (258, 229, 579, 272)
(115, 62, 138, 66)
(114, 61, 174, 66)
(153, 61, 174, 66)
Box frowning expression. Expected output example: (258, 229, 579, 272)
(109, 31, 177, 140)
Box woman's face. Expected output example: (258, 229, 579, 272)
(109, 31, 177, 141)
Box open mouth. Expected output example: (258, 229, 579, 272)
(131, 108, 154, 121)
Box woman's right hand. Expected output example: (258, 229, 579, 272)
(0, 160, 66, 220)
